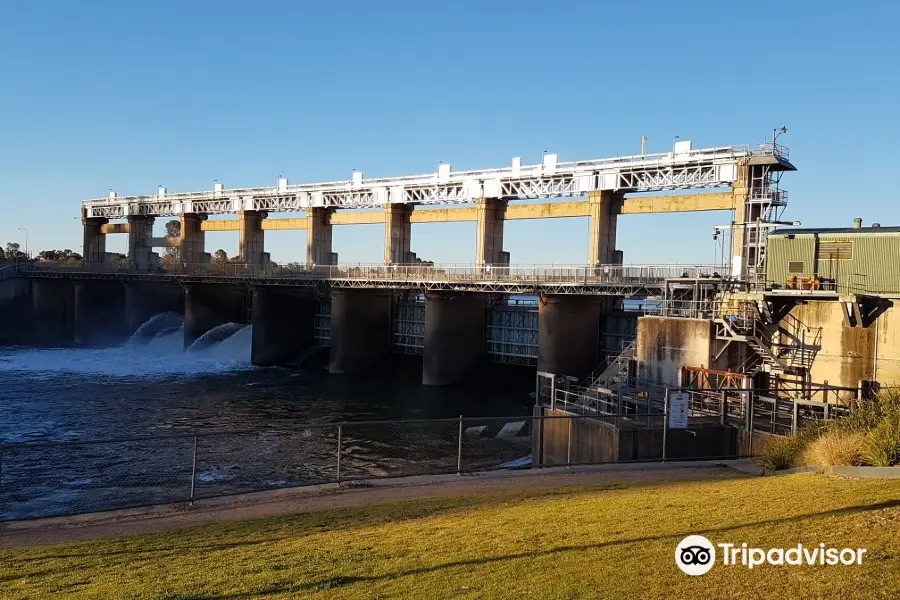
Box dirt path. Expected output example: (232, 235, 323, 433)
(0, 461, 755, 548)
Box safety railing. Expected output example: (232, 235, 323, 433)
(19, 261, 722, 285)
(538, 378, 858, 437)
(0, 412, 709, 522)
(0, 264, 15, 282)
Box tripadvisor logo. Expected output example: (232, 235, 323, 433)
(675, 535, 867, 576)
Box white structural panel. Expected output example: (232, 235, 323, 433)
(83, 142, 787, 219)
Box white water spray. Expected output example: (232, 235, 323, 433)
(0, 313, 254, 377)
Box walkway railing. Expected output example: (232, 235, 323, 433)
(541, 380, 856, 437)
(18, 261, 723, 285)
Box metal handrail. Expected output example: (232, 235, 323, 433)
(20, 261, 722, 284)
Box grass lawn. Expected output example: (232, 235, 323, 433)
(2, 470, 900, 599)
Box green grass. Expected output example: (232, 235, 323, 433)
(3, 471, 900, 599)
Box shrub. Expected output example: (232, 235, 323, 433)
(754, 436, 798, 472)
(800, 430, 866, 467)
(838, 389, 900, 433)
(861, 415, 900, 467)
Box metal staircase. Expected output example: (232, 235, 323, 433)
(582, 340, 636, 389)
(715, 298, 817, 378)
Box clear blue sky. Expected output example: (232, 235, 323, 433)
(1, 0, 897, 264)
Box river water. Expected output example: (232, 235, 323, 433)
(0, 316, 534, 520)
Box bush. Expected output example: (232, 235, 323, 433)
(754, 435, 800, 472)
(861, 415, 900, 467)
(800, 430, 866, 467)
(755, 390, 900, 471)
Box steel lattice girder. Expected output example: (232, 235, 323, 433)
(81, 142, 790, 218)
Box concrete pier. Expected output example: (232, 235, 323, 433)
(537, 295, 602, 380)
(588, 190, 622, 267)
(476, 198, 508, 266)
(329, 289, 392, 374)
(125, 282, 185, 334)
(423, 292, 486, 386)
(74, 281, 127, 346)
(238, 211, 267, 265)
(306, 207, 334, 266)
(384, 204, 413, 264)
(127, 215, 156, 270)
(82, 217, 108, 264)
(184, 284, 248, 347)
(180, 213, 208, 264)
(32, 280, 75, 345)
(0, 278, 33, 344)
(251, 287, 317, 366)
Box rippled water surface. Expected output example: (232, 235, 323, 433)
(0, 316, 533, 519)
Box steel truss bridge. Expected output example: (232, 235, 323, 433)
(18, 262, 725, 297)
(81, 142, 790, 218)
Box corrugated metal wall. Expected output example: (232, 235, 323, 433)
(766, 235, 815, 287)
(767, 232, 900, 294)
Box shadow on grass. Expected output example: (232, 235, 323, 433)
(141, 497, 900, 599)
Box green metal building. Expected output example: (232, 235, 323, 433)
(765, 223, 900, 296)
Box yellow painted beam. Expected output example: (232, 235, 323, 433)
(410, 207, 478, 223)
(621, 192, 734, 214)
(175, 191, 736, 235)
(201, 220, 241, 231)
(100, 223, 130, 234)
(330, 211, 385, 225)
(262, 218, 307, 230)
(505, 201, 590, 220)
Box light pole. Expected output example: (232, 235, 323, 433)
(17, 227, 28, 258)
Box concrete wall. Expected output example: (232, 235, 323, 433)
(636, 316, 714, 386)
(74, 281, 128, 346)
(785, 301, 875, 389)
(32, 280, 75, 345)
(0, 278, 33, 344)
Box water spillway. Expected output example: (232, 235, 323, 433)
(0, 313, 253, 377)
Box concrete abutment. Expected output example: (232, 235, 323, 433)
(422, 292, 487, 386)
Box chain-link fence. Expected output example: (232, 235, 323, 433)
(0, 410, 729, 522)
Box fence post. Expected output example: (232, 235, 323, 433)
(457, 415, 464, 475)
(566, 416, 573, 468)
(744, 391, 752, 432)
(719, 390, 727, 426)
(189, 435, 198, 506)
(792, 400, 799, 435)
(336, 424, 343, 485)
(662, 388, 669, 462)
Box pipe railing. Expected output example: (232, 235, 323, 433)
(19, 261, 723, 284)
